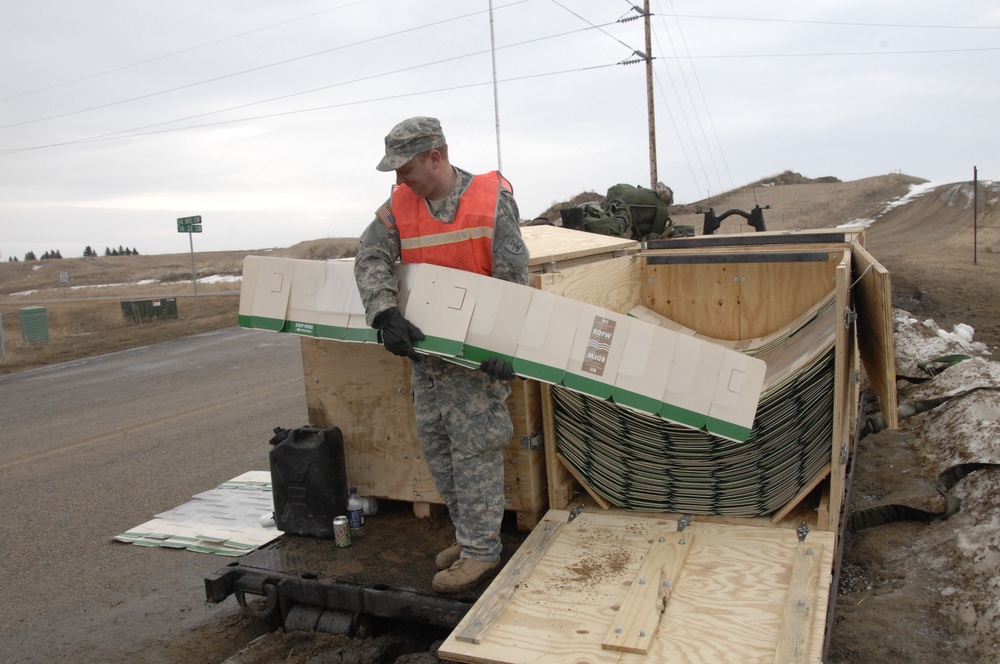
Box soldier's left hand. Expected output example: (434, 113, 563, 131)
(479, 357, 515, 381)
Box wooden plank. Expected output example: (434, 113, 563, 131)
(645, 251, 833, 264)
(851, 240, 898, 429)
(643, 242, 854, 257)
(817, 482, 832, 532)
(648, 230, 853, 250)
(771, 463, 831, 524)
(773, 542, 825, 664)
(828, 252, 851, 536)
(521, 225, 637, 266)
(601, 532, 693, 654)
(454, 519, 566, 644)
(556, 453, 611, 511)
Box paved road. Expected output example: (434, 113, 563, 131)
(0, 327, 308, 663)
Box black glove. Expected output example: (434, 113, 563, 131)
(479, 357, 515, 381)
(373, 307, 424, 359)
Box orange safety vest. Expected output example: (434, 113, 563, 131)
(393, 172, 511, 276)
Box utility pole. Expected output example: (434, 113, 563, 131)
(643, 0, 657, 188)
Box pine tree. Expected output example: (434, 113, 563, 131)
(25, 251, 37, 261)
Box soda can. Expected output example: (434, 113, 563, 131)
(333, 516, 351, 547)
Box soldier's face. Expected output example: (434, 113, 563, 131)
(395, 151, 439, 199)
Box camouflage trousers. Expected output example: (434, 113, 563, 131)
(411, 355, 513, 562)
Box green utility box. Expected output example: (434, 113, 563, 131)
(19, 306, 49, 343)
(121, 298, 178, 323)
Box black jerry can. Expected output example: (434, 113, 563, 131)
(269, 426, 349, 538)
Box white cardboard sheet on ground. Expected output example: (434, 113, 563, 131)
(114, 471, 280, 556)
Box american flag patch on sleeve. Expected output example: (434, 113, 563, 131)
(376, 205, 396, 230)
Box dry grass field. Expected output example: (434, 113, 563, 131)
(0, 238, 359, 375)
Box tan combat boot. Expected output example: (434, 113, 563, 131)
(432, 558, 498, 593)
(435, 543, 462, 571)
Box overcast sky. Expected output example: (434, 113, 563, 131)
(2, 0, 998, 259)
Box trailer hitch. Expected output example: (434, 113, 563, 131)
(235, 579, 279, 620)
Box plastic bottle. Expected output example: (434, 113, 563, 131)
(347, 487, 365, 538)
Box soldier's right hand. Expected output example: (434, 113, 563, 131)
(374, 307, 425, 359)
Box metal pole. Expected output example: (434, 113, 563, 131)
(0, 309, 6, 360)
(644, 0, 657, 188)
(973, 165, 978, 265)
(489, 0, 502, 171)
(189, 231, 200, 315)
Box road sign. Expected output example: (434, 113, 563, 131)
(177, 215, 203, 233)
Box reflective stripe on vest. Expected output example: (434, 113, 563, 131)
(394, 172, 510, 276)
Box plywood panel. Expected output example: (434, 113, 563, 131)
(534, 254, 641, 314)
(641, 262, 741, 339)
(440, 509, 835, 664)
(851, 241, 898, 429)
(300, 339, 547, 519)
(300, 339, 435, 502)
(735, 255, 840, 339)
(641, 252, 840, 341)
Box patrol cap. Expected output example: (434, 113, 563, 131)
(376, 116, 446, 171)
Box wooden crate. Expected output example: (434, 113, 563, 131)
(300, 340, 547, 530)
(434, 227, 894, 664)
(537, 229, 894, 539)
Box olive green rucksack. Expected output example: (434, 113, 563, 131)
(602, 183, 673, 240)
(561, 183, 693, 240)
(578, 202, 628, 237)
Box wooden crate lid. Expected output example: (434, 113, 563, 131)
(521, 225, 637, 266)
(440, 508, 834, 663)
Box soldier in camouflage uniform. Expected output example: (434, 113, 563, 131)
(354, 117, 530, 593)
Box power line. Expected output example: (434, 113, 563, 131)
(0, 0, 372, 103)
(0, 62, 619, 155)
(659, 13, 1000, 30)
(548, 0, 639, 53)
(0, 19, 612, 153)
(656, 46, 1000, 60)
(3, 4, 994, 156)
(657, 0, 732, 192)
(0, 2, 531, 131)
